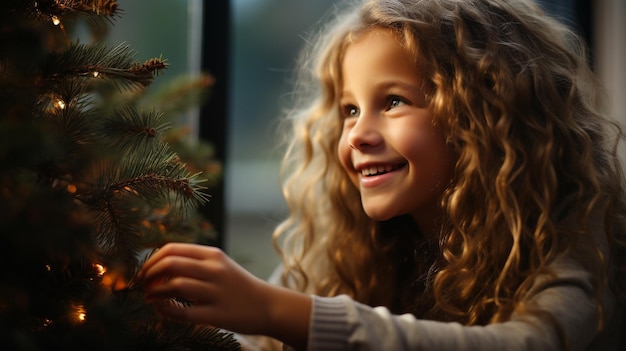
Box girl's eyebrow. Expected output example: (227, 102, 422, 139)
(341, 81, 420, 96)
(339, 89, 354, 101)
(376, 80, 422, 91)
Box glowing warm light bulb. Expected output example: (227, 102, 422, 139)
(101, 268, 128, 291)
(123, 186, 139, 196)
(56, 100, 66, 109)
(66, 184, 77, 194)
(72, 305, 86, 323)
(93, 263, 106, 277)
(51, 16, 61, 26)
(93, 71, 100, 78)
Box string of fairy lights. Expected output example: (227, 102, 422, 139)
(27, 0, 169, 328)
(43, 5, 112, 326)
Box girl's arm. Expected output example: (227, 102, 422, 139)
(306, 254, 620, 351)
(138, 200, 620, 350)
(138, 242, 312, 350)
(138, 243, 620, 351)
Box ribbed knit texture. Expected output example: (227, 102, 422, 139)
(308, 295, 352, 350)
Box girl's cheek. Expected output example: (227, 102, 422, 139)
(338, 144, 353, 175)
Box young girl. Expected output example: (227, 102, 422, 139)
(138, 0, 626, 350)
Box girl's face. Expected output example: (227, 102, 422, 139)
(337, 29, 455, 233)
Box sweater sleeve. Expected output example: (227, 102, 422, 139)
(307, 254, 618, 351)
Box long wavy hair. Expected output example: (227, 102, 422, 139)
(274, 0, 626, 328)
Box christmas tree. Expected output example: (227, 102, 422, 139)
(0, 1, 239, 350)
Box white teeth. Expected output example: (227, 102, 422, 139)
(361, 165, 393, 176)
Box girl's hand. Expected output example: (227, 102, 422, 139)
(137, 242, 311, 349)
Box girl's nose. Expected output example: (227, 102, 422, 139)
(348, 112, 382, 150)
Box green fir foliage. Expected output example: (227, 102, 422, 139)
(0, 0, 237, 350)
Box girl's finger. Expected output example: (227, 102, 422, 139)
(139, 243, 224, 278)
(145, 276, 216, 304)
(141, 255, 221, 287)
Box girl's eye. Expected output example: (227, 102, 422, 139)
(342, 104, 359, 118)
(387, 96, 407, 110)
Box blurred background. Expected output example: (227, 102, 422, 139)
(107, 0, 625, 280)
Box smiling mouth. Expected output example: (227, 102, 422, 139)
(361, 163, 407, 176)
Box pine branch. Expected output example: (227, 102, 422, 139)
(77, 141, 208, 267)
(132, 321, 242, 351)
(31, 0, 121, 22)
(38, 77, 88, 113)
(94, 108, 209, 206)
(40, 81, 98, 155)
(1, 0, 235, 348)
(97, 107, 171, 152)
(91, 189, 145, 265)
(45, 42, 167, 90)
(57, 0, 120, 17)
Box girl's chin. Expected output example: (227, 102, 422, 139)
(362, 207, 397, 222)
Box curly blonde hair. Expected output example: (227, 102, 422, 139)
(274, 0, 626, 328)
